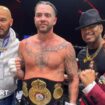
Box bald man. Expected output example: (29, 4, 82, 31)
(0, 5, 19, 105)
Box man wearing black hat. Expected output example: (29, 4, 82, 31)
(77, 9, 105, 105)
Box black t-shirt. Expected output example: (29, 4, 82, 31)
(78, 45, 105, 76)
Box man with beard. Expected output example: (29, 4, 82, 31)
(0, 6, 19, 105)
(76, 9, 105, 105)
(9, 1, 79, 105)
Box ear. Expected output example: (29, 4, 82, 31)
(53, 17, 57, 25)
(10, 18, 13, 27)
(99, 24, 103, 33)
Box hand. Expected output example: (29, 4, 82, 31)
(8, 58, 17, 73)
(8, 57, 22, 73)
(79, 69, 96, 87)
(15, 57, 22, 71)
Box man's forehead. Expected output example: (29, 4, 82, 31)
(36, 4, 54, 13)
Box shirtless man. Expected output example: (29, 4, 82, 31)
(14, 1, 79, 105)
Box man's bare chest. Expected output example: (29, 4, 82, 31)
(23, 42, 66, 68)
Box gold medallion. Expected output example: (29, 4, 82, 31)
(53, 83, 63, 99)
(0, 48, 7, 52)
(84, 44, 102, 63)
(22, 82, 29, 97)
(83, 56, 91, 63)
(29, 79, 51, 105)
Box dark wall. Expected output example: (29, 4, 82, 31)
(0, 0, 105, 48)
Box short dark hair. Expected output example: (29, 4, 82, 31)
(34, 1, 57, 16)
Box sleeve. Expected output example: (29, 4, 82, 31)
(82, 81, 96, 94)
(84, 84, 105, 105)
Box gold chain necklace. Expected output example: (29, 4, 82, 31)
(83, 43, 102, 63)
(0, 48, 7, 52)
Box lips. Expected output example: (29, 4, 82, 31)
(40, 24, 46, 27)
(39, 24, 48, 29)
(40, 24, 47, 26)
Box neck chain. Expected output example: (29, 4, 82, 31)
(83, 43, 102, 63)
(0, 35, 10, 52)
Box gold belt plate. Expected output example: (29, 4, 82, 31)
(29, 79, 51, 105)
(53, 83, 63, 99)
(22, 82, 29, 97)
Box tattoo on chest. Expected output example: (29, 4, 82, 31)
(25, 41, 68, 68)
(35, 52, 48, 68)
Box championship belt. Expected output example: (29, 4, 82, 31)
(53, 83, 63, 99)
(29, 79, 51, 105)
(22, 82, 29, 97)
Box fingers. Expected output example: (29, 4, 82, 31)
(79, 69, 95, 79)
(79, 69, 95, 76)
(8, 57, 22, 73)
(8, 58, 17, 72)
(79, 69, 96, 86)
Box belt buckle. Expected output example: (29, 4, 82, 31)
(29, 79, 51, 105)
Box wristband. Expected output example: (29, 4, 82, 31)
(65, 102, 76, 105)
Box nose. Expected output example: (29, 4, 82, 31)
(40, 15, 46, 21)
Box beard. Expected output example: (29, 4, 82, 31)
(36, 24, 53, 34)
(0, 27, 10, 38)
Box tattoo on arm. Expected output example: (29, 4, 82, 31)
(65, 44, 78, 81)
